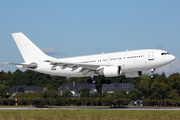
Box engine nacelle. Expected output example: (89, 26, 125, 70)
(96, 66, 121, 77)
(125, 71, 142, 78)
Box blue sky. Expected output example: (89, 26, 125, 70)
(0, 0, 180, 76)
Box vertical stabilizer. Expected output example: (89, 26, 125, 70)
(12, 32, 54, 63)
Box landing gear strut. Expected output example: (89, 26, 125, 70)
(150, 68, 155, 79)
(86, 71, 111, 84)
(87, 71, 98, 84)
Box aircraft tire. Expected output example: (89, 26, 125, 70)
(106, 80, 111, 84)
(92, 79, 98, 84)
(150, 75, 155, 79)
(101, 79, 106, 84)
(87, 79, 92, 84)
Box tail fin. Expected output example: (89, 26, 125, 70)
(12, 32, 54, 63)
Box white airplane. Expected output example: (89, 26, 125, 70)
(6, 32, 176, 84)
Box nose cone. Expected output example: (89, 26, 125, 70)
(168, 55, 176, 63)
(172, 55, 176, 61)
(163, 54, 176, 65)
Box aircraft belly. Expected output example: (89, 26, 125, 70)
(122, 59, 145, 72)
(146, 58, 166, 69)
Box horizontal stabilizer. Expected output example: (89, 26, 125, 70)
(5, 62, 37, 69)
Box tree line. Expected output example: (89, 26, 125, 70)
(0, 69, 180, 102)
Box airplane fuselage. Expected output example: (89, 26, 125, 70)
(34, 49, 175, 77)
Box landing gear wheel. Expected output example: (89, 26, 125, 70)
(150, 74, 155, 79)
(101, 79, 106, 84)
(106, 80, 111, 84)
(92, 79, 98, 84)
(87, 79, 92, 84)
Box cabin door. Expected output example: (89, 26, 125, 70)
(148, 51, 154, 60)
(107, 57, 111, 64)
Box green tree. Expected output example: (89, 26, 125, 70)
(161, 72, 166, 77)
(0, 85, 10, 98)
(0, 71, 8, 84)
(79, 88, 90, 98)
(168, 73, 180, 86)
(6, 71, 12, 83)
(138, 86, 148, 97)
(46, 84, 52, 91)
(113, 90, 129, 99)
(170, 81, 180, 90)
(51, 75, 67, 90)
(167, 90, 179, 100)
(129, 89, 142, 100)
(61, 90, 73, 97)
(9, 69, 25, 87)
(43, 90, 60, 98)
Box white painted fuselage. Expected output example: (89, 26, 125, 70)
(6, 33, 175, 78)
(35, 49, 175, 77)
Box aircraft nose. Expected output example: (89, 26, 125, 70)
(168, 54, 176, 63)
(163, 54, 176, 64)
(171, 55, 176, 61)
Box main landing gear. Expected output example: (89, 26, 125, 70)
(87, 78, 111, 84)
(87, 78, 98, 84)
(150, 68, 155, 79)
(101, 79, 111, 84)
(86, 71, 111, 84)
(87, 71, 98, 84)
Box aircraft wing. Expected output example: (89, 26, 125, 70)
(44, 60, 109, 70)
(44, 60, 124, 75)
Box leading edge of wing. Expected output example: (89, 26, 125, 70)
(44, 60, 125, 67)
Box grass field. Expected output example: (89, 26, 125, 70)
(0, 109, 179, 120)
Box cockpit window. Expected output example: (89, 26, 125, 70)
(161, 52, 170, 55)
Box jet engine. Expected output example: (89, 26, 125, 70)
(96, 66, 121, 77)
(125, 71, 142, 77)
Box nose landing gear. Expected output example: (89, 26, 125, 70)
(150, 68, 155, 79)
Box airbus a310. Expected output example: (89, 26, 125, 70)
(6, 33, 176, 84)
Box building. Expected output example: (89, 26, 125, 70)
(9, 86, 46, 94)
(102, 83, 134, 94)
(62, 82, 96, 96)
